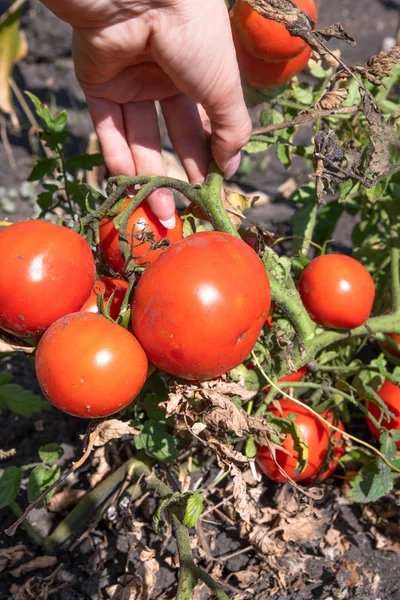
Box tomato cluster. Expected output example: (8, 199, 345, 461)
(230, 0, 316, 89)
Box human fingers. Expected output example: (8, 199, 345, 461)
(161, 94, 209, 183)
(123, 101, 176, 226)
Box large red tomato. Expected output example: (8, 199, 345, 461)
(303, 412, 345, 482)
(298, 254, 375, 329)
(230, 12, 311, 90)
(366, 379, 400, 448)
(99, 199, 183, 273)
(256, 399, 330, 482)
(81, 277, 129, 320)
(0, 220, 95, 336)
(233, 0, 317, 62)
(131, 232, 271, 380)
(35, 312, 148, 418)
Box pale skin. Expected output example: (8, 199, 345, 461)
(40, 0, 252, 227)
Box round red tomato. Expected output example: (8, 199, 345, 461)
(366, 379, 400, 448)
(233, 0, 317, 62)
(0, 220, 95, 336)
(262, 366, 307, 393)
(131, 231, 271, 380)
(230, 11, 311, 90)
(35, 312, 148, 418)
(256, 399, 330, 482)
(81, 277, 129, 320)
(99, 199, 183, 273)
(298, 254, 375, 329)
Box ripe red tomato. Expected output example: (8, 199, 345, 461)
(298, 254, 375, 329)
(132, 232, 271, 380)
(99, 199, 183, 274)
(81, 277, 129, 320)
(262, 366, 307, 393)
(256, 399, 330, 482)
(35, 312, 148, 418)
(0, 220, 95, 337)
(366, 379, 400, 448)
(230, 12, 311, 90)
(304, 413, 345, 482)
(233, 0, 317, 62)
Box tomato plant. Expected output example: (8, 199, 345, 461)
(230, 11, 311, 89)
(81, 276, 129, 320)
(262, 365, 307, 393)
(366, 379, 400, 448)
(298, 254, 375, 329)
(99, 199, 183, 273)
(35, 312, 148, 418)
(256, 399, 331, 482)
(0, 220, 95, 336)
(233, 0, 316, 62)
(132, 231, 271, 380)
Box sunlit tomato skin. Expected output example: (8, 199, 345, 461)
(0, 220, 95, 337)
(35, 312, 148, 418)
(99, 199, 183, 273)
(366, 379, 400, 448)
(233, 0, 317, 62)
(81, 277, 129, 320)
(262, 366, 307, 393)
(298, 254, 375, 329)
(304, 413, 345, 482)
(132, 231, 271, 381)
(230, 12, 311, 90)
(256, 399, 330, 482)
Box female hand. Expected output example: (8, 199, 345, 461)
(40, 0, 252, 226)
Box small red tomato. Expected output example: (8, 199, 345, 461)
(0, 220, 95, 336)
(366, 379, 400, 448)
(81, 277, 129, 320)
(233, 0, 317, 62)
(35, 312, 148, 418)
(262, 366, 307, 393)
(256, 399, 330, 482)
(99, 199, 183, 273)
(298, 254, 375, 329)
(230, 11, 312, 90)
(132, 231, 271, 381)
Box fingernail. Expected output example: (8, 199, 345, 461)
(225, 152, 241, 180)
(159, 215, 176, 230)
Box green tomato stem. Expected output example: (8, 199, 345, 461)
(9, 501, 44, 547)
(391, 245, 400, 313)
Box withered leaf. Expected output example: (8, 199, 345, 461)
(94, 420, 140, 446)
(10, 556, 57, 577)
(231, 464, 258, 523)
(48, 488, 86, 513)
(0, 545, 30, 574)
(315, 89, 349, 110)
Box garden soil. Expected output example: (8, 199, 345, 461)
(1, 1, 400, 599)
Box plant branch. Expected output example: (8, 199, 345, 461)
(390, 245, 400, 313)
(252, 105, 360, 136)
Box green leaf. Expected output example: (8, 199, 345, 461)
(308, 59, 328, 79)
(245, 436, 257, 458)
(28, 158, 57, 181)
(39, 443, 64, 464)
(229, 364, 262, 392)
(290, 186, 318, 255)
(0, 467, 22, 508)
(262, 246, 292, 287)
(25, 92, 54, 128)
(276, 142, 291, 168)
(53, 110, 67, 133)
(244, 135, 275, 154)
(183, 492, 204, 528)
(349, 460, 394, 503)
(65, 153, 104, 173)
(293, 86, 314, 105)
(36, 191, 54, 213)
(27, 464, 60, 507)
(153, 492, 181, 532)
(41, 129, 67, 150)
(0, 384, 50, 417)
(134, 420, 178, 463)
(259, 108, 284, 126)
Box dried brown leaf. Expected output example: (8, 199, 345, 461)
(353, 46, 400, 85)
(10, 556, 58, 578)
(0, 545, 30, 574)
(280, 510, 328, 542)
(316, 89, 348, 110)
(94, 420, 140, 446)
(231, 465, 258, 523)
(48, 488, 86, 513)
(249, 524, 286, 556)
